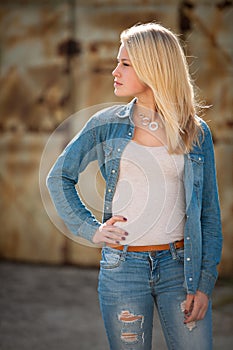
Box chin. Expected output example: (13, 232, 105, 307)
(114, 89, 129, 97)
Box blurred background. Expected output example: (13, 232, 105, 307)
(0, 0, 232, 349)
(0, 0, 232, 274)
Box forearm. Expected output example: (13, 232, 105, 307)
(198, 124, 223, 296)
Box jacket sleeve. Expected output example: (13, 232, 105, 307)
(198, 123, 223, 296)
(46, 117, 102, 242)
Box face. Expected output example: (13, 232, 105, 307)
(112, 44, 151, 99)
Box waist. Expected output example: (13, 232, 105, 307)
(106, 239, 184, 252)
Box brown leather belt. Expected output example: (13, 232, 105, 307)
(107, 239, 184, 252)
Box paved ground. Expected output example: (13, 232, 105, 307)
(0, 261, 232, 350)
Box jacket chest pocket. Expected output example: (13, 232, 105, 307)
(188, 153, 204, 207)
(103, 141, 114, 160)
(103, 140, 123, 164)
(102, 140, 121, 181)
(189, 154, 204, 184)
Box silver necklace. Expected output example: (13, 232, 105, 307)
(139, 113, 159, 131)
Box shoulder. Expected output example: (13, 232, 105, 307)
(194, 116, 214, 152)
(195, 116, 211, 135)
(88, 98, 136, 126)
(72, 101, 134, 142)
(91, 104, 127, 123)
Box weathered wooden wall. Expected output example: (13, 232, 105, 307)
(0, 0, 232, 276)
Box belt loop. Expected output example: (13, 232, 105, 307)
(169, 242, 178, 260)
(120, 244, 128, 260)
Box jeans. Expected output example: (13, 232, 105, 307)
(98, 244, 212, 350)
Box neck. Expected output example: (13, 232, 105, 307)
(134, 103, 158, 121)
(135, 91, 156, 112)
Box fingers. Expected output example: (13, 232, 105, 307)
(92, 229, 127, 244)
(184, 292, 209, 324)
(184, 294, 194, 322)
(185, 294, 194, 314)
(99, 233, 126, 244)
(92, 216, 128, 244)
(100, 224, 128, 243)
(101, 224, 128, 235)
(106, 215, 127, 226)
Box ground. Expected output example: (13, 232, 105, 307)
(0, 261, 232, 350)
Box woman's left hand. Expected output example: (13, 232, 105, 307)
(184, 291, 209, 324)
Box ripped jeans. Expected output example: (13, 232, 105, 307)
(98, 244, 212, 350)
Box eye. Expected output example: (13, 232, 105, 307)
(123, 62, 130, 67)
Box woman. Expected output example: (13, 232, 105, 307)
(47, 23, 222, 349)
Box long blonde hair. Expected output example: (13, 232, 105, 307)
(120, 22, 203, 154)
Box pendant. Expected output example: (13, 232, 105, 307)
(141, 116, 150, 126)
(139, 114, 159, 131)
(149, 121, 159, 131)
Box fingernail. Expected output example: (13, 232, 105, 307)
(124, 232, 129, 236)
(123, 217, 127, 221)
(184, 310, 189, 315)
(116, 241, 120, 244)
(121, 237, 126, 240)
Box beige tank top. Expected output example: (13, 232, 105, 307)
(112, 141, 185, 245)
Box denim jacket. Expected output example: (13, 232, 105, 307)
(47, 98, 222, 297)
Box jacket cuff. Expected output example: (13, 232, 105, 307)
(198, 270, 218, 297)
(79, 218, 101, 243)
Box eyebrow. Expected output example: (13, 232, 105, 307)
(117, 58, 131, 62)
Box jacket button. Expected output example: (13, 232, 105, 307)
(187, 258, 191, 261)
(189, 277, 193, 281)
(187, 237, 190, 240)
(111, 169, 116, 173)
(128, 132, 132, 136)
(117, 148, 121, 152)
(108, 189, 112, 192)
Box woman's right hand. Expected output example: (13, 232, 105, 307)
(92, 215, 128, 245)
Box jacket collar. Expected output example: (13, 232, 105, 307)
(115, 98, 137, 119)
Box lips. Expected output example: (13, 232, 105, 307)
(114, 80, 123, 86)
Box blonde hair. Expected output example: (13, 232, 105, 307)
(120, 22, 203, 154)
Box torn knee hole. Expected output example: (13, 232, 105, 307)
(118, 310, 145, 344)
(118, 310, 144, 327)
(121, 332, 138, 343)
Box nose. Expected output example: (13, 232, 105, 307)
(112, 65, 120, 77)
